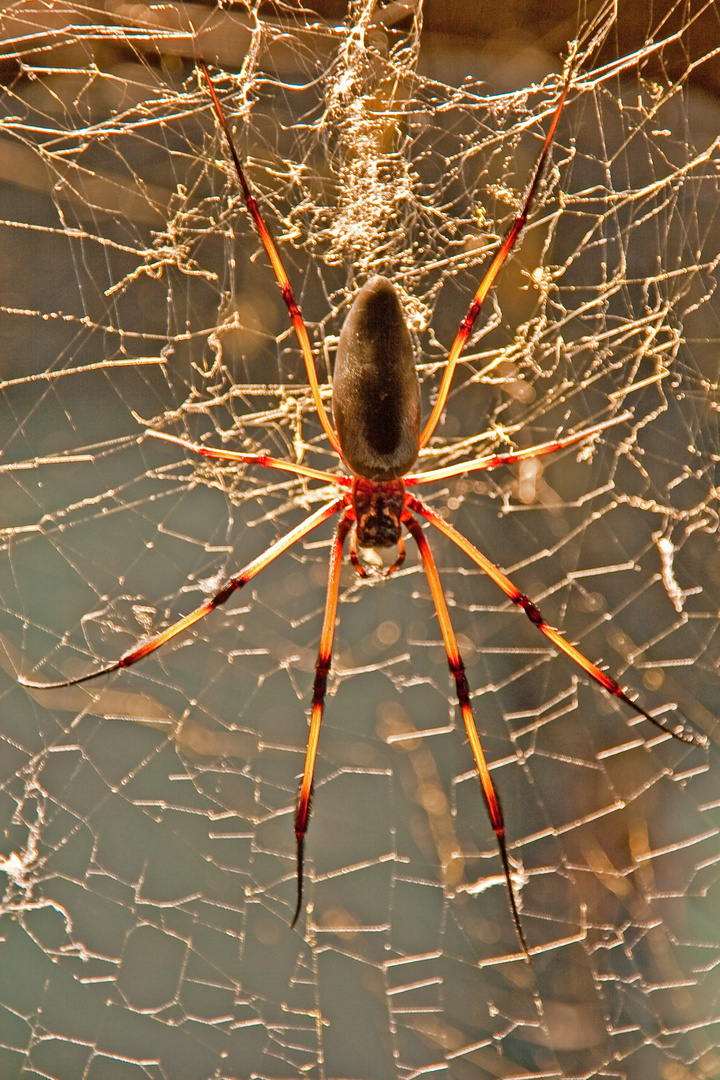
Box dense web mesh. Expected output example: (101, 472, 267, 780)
(0, 1, 719, 1077)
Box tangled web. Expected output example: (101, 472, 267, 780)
(0, 1, 719, 1077)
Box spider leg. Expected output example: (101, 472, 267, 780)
(292, 509, 354, 926)
(409, 494, 707, 748)
(349, 529, 407, 577)
(420, 65, 572, 450)
(19, 498, 346, 690)
(200, 61, 342, 456)
(402, 510, 530, 959)
(146, 429, 351, 487)
(408, 414, 631, 486)
(349, 526, 368, 578)
(387, 534, 407, 575)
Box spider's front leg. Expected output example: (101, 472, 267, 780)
(410, 494, 706, 749)
(19, 500, 345, 690)
(292, 509, 354, 926)
(403, 510, 530, 959)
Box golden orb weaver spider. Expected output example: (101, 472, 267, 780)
(20, 56, 704, 959)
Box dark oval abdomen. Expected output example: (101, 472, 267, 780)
(332, 276, 421, 480)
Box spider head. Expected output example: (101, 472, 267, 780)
(351, 476, 405, 551)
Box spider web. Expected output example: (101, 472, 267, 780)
(0, 1, 719, 1077)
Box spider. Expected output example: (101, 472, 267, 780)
(20, 57, 702, 958)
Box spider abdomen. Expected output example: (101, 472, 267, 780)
(333, 276, 420, 481)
